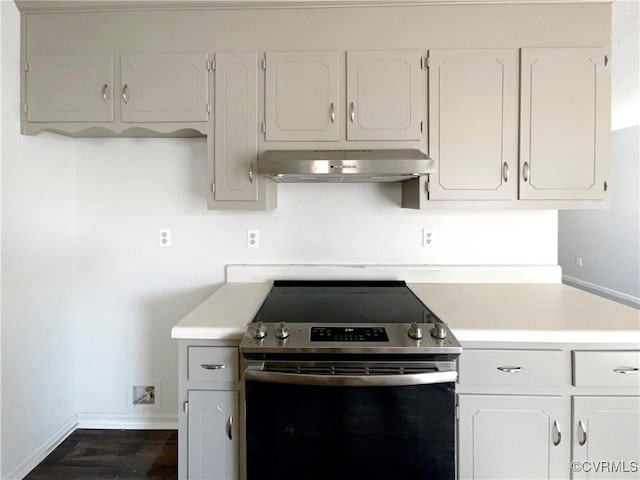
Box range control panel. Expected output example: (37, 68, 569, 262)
(310, 326, 389, 342)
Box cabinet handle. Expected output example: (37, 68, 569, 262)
(122, 84, 130, 104)
(249, 163, 254, 183)
(496, 366, 523, 373)
(578, 420, 587, 446)
(502, 162, 509, 183)
(614, 367, 639, 374)
(350, 102, 355, 123)
(523, 162, 530, 182)
(200, 364, 226, 370)
(552, 420, 561, 446)
(330, 102, 335, 123)
(102, 84, 110, 104)
(226, 415, 233, 441)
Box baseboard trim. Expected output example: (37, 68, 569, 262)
(76, 413, 178, 430)
(563, 275, 640, 309)
(4, 415, 78, 480)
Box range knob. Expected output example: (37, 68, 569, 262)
(252, 322, 267, 340)
(275, 322, 289, 339)
(431, 322, 447, 340)
(408, 322, 423, 340)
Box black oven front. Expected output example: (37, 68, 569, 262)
(243, 357, 457, 480)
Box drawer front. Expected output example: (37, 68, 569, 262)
(458, 349, 563, 386)
(188, 346, 239, 383)
(573, 350, 640, 387)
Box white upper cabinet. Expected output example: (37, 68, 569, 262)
(265, 51, 339, 141)
(519, 48, 610, 200)
(213, 52, 259, 202)
(120, 53, 209, 123)
(346, 50, 423, 141)
(428, 49, 518, 200)
(25, 54, 114, 122)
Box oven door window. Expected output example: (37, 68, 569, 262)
(245, 381, 455, 480)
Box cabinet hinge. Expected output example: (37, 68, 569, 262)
(211, 182, 216, 193)
(23, 104, 28, 115)
(262, 58, 267, 70)
(183, 400, 189, 414)
(261, 122, 266, 134)
(24, 62, 29, 72)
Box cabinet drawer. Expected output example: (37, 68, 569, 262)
(188, 347, 239, 383)
(458, 349, 563, 386)
(573, 350, 640, 387)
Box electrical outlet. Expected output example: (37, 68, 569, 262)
(159, 229, 171, 247)
(133, 385, 155, 405)
(575, 256, 583, 267)
(422, 228, 436, 247)
(247, 230, 259, 248)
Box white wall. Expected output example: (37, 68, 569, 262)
(1, 1, 561, 477)
(1, 2, 78, 478)
(558, 0, 640, 307)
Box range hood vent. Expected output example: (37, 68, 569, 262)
(257, 149, 434, 183)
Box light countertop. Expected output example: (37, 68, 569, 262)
(171, 282, 640, 344)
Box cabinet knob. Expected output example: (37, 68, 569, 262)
(349, 102, 355, 123)
(330, 102, 335, 123)
(496, 366, 523, 373)
(523, 162, 530, 182)
(226, 415, 233, 441)
(200, 364, 226, 370)
(578, 420, 587, 446)
(613, 367, 638, 375)
(248, 163, 254, 184)
(552, 420, 561, 446)
(122, 84, 130, 104)
(102, 84, 110, 104)
(502, 162, 510, 183)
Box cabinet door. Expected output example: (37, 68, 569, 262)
(519, 48, 610, 200)
(265, 51, 339, 141)
(213, 52, 259, 201)
(346, 50, 422, 141)
(572, 396, 640, 479)
(428, 49, 518, 200)
(458, 395, 569, 479)
(187, 390, 238, 480)
(120, 53, 209, 123)
(25, 54, 114, 122)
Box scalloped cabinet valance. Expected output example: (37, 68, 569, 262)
(16, 0, 612, 210)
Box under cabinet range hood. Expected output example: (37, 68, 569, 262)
(257, 149, 434, 183)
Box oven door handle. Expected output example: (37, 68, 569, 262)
(244, 367, 457, 387)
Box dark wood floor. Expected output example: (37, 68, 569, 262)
(25, 429, 177, 480)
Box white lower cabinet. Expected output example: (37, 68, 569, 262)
(458, 395, 569, 479)
(571, 396, 640, 479)
(187, 390, 238, 480)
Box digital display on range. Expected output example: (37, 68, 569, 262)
(310, 327, 389, 342)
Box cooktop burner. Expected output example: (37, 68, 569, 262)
(252, 280, 437, 324)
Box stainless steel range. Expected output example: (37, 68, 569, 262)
(240, 280, 462, 480)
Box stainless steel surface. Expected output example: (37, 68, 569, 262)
(349, 102, 355, 122)
(257, 149, 434, 183)
(240, 322, 461, 355)
(102, 84, 110, 104)
(553, 420, 562, 446)
(330, 102, 335, 123)
(578, 420, 587, 446)
(431, 322, 447, 340)
(613, 367, 639, 374)
(275, 322, 289, 339)
(408, 322, 423, 340)
(496, 366, 523, 373)
(122, 84, 130, 104)
(200, 364, 226, 370)
(523, 161, 530, 182)
(244, 363, 457, 387)
(248, 163, 254, 183)
(226, 415, 233, 441)
(503, 162, 510, 182)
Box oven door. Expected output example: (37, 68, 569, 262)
(244, 363, 457, 480)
